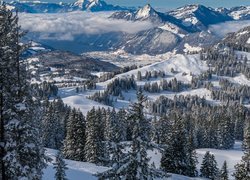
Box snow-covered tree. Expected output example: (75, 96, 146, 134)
(220, 161, 229, 180)
(53, 151, 68, 180)
(63, 108, 86, 161)
(0, 5, 47, 179)
(98, 89, 166, 179)
(200, 151, 219, 180)
(84, 108, 104, 164)
(217, 113, 235, 149)
(234, 119, 250, 180)
(161, 112, 197, 177)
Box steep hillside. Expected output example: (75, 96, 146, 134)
(222, 26, 250, 51)
(110, 4, 191, 33)
(168, 4, 233, 31)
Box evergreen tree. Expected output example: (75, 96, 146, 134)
(233, 119, 250, 180)
(0, 5, 47, 179)
(98, 90, 166, 179)
(200, 151, 219, 180)
(84, 108, 104, 164)
(63, 108, 86, 161)
(53, 151, 68, 180)
(42, 103, 58, 149)
(220, 161, 229, 180)
(161, 112, 197, 176)
(217, 112, 235, 149)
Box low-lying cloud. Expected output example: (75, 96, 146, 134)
(19, 12, 154, 41)
(209, 20, 250, 37)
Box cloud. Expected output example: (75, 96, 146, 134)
(19, 11, 155, 41)
(209, 20, 250, 37)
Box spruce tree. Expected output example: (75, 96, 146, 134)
(0, 5, 47, 179)
(220, 161, 229, 180)
(161, 112, 197, 176)
(233, 120, 250, 180)
(200, 151, 219, 180)
(53, 151, 68, 180)
(98, 89, 166, 179)
(63, 108, 86, 161)
(217, 112, 235, 149)
(84, 108, 104, 164)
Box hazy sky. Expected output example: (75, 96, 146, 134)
(4, 0, 250, 10)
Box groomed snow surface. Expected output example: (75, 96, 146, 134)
(43, 142, 243, 180)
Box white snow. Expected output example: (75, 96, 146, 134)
(196, 141, 243, 179)
(147, 142, 243, 180)
(59, 87, 112, 115)
(58, 54, 209, 115)
(225, 74, 250, 86)
(43, 141, 243, 180)
(111, 54, 208, 83)
(159, 23, 186, 37)
(84, 50, 175, 67)
(135, 4, 154, 20)
(184, 43, 202, 53)
(230, 6, 250, 20)
(247, 38, 250, 44)
(43, 148, 109, 180)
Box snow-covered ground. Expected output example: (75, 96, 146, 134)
(43, 141, 243, 180)
(58, 53, 210, 114)
(83, 50, 175, 67)
(58, 52, 250, 114)
(43, 149, 109, 180)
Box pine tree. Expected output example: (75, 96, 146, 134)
(200, 151, 219, 180)
(233, 119, 250, 180)
(63, 108, 86, 161)
(220, 161, 229, 180)
(53, 151, 68, 180)
(0, 5, 47, 179)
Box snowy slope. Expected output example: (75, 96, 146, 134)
(148, 142, 243, 180)
(43, 142, 243, 180)
(58, 54, 209, 113)
(110, 4, 190, 34)
(70, 0, 126, 12)
(43, 149, 109, 180)
(167, 4, 233, 32)
(229, 6, 250, 20)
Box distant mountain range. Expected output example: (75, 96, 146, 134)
(6, 0, 129, 13)
(9, 0, 250, 55)
(6, 0, 250, 20)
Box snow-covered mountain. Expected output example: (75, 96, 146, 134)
(7, 1, 70, 13)
(167, 4, 233, 32)
(119, 28, 181, 55)
(228, 6, 250, 20)
(110, 4, 191, 33)
(70, 0, 126, 12)
(7, 0, 127, 13)
(175, 31, 219, 53)
(216, 6, 250, 20)
(222, 26, 250, 51)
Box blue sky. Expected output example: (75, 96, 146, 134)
(5, 0, 250, 10)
